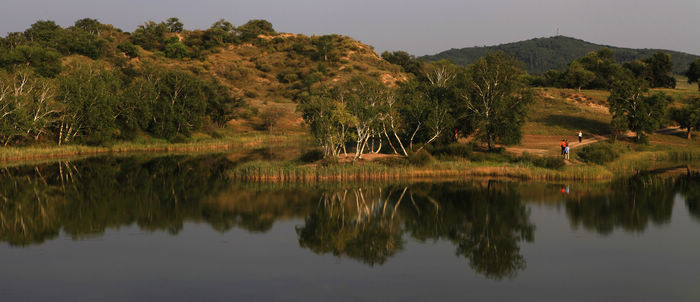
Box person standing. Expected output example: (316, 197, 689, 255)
(564, 145, 570, 160)
(578, 131, 583, 143)
(560, 139, 566, 155)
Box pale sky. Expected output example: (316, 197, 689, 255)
(1, 0, 699, 56)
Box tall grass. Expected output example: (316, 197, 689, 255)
(0, 132, 310, 163)
(228, 159, 614, 183)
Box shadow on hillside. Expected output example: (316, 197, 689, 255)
(534, 114, 610, 135)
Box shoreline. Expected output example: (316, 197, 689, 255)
(2, 134, 698, 182)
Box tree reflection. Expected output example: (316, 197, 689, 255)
(297, 188, 405, 266)
(564, 174, 676, 234)
(404, 182, 534, 279)
(1, 158, 697, 280)
(296, 182, 534, 279)
(676, 171, 700, 221)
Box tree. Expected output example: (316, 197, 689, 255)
(0, 45, 63, 77)
(607, 78, 671, 142)
(131, 21, 168, 50)
(74, 18, 102, 36)
(24, 20, 64, 50)
(670, 98, 700, 139)
(346, 77, 391, 158)
(298, 86, 354, 157)
(576, 48, 630, 89)
(164, 40, 188, 59)
(0, 68, 59, 145)
(165, 17, 184, 33)
(381, 51, 423, 76)
(565, 61, 595, 92)
(392, 62, 458, 155)
(644, 52, 675, 88)
(117, 42, 139, 58)
(237, 19, 275, 41)
(686, 59, 700, 91)
(56, 63, 122, 145)
(312, 35, 337, 62)
(460, 52, 533, 150)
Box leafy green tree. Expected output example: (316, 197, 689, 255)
(131, 21, 168, 50)
(57, 63, 122, 145)
(166, 17, 184, 33)
(164, 40, 189, 59)
(74, 18, 102, 36)
(24, 20, 64, 50)
(237, 19, 275, 41)
(644, 52, 675, 88)
(198, 19, 238, 49)
(142, 67, 208, 138)
(312, 35, 337, 62)
(565, 60, 595, 92)
(3, 32, 26, 49)
(298, 86, 355, 157)
(60, 27, 108, 59)
(203, 80, 242, 127)
(460, 52, 533, 150)
(392, 62, 458, 154)
(346, 77, 391, 158)
(381, 51, 423, 76)
(670, 98, 700, 139)
(117, 42, 139, 58)
(608, 78, 671, 142)
(576, 48, 630, 89)
(686, 59, 700, 91)
(0, 45, 62, 77)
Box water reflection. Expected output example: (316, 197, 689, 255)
(0, 156, 698, 280)
(563, 175, 676, 234)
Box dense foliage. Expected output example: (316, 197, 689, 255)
(608, 78, 672, 141)
(300, 52, 532, 158)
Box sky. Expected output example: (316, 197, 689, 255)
(1, 0, 699, 56)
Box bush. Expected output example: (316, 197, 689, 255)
(169, 133, 188, 143)
(407, 149, 433, 166)
(428, 143, 473, 159)
(518, 153, 565, 170)
(577, 142, 620, 164)
(298, 149, 324, 163)
(260, 105, 286, 130)
(117, 42, 139, 58)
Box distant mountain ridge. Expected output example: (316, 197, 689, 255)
(421, 36, 699, 74)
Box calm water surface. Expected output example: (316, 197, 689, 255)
(1, 155, 699, 301)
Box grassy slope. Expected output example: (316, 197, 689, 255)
(5, 31, 700, 180)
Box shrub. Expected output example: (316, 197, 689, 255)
(298, 149, 324, 163)
(117, 42, 139, 58)
(518, 153, 565, 170)
(169, 133, 188, 143)
(577, 142, 620, 164)
(260, 105, 286, 130)
(407, 149, 434, 166)
(428, 143, 473, 159)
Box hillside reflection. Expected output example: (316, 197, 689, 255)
(0, 156, 698, 280)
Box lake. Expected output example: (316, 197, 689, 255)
(1, 155, 699, 301)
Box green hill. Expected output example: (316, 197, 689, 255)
(421, 36, 699, 74)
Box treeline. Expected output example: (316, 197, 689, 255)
(0, 18, 270, 146)
(0, 62, 238, 146)
(529, 48, 679, 90)
(299, 52, 532, 158)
